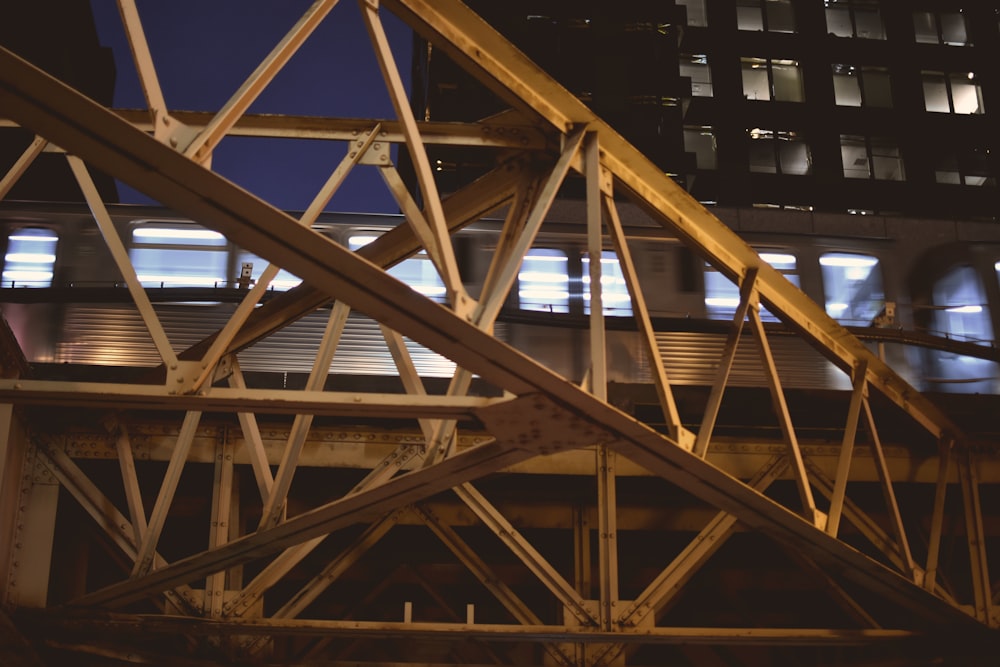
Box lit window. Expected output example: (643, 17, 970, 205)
(821, 253, 884, 325)
(832, 64, 891, 107)
(914, 11, 970, 46)
(677, 0, 708, 27)
(825, 0, 885, 39)
(741, 58, 804, 102)
(348, 234, 446, 302)
(3, 228, 57, 287)
(684, 125, 717, 169)
(705, 250, 798, 322)
(680, 54, 713, 97)
(583, 251, 631, 316)
(130, 223, 227, 288)
(518, 248, 569, 313)
(922, 71, 984, 114)
(737, 0, 795, 33)
(748, 129, 811, 175)
(841, 135, 904, 181)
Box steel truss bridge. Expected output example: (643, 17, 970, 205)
(0, 1, 998, 665)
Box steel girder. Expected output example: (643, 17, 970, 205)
(0, 0, 997, 664)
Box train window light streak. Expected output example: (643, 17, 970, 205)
(582, 252, 631, 316)
(2, 228, 57, 287)
(820, 253, 884, 325)
(824, 0, 885, 39)
(704, 251, 798, 322)
(518, 249, 569, 313)
(130, 223, 227, 288)
(932, 265, 991, 345)
(348, 234, 446, 301)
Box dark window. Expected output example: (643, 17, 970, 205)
(841, 135, 904, 180)
(935, 146, 994, 187)
(748, 129, 811, 175)
(680, 54, 713, 97)
(684, 125, 717, 169)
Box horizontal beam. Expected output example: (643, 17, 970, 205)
(0, 379, 509, 420)
(1, 110, 549, 149)
(21, 611, 922, 646)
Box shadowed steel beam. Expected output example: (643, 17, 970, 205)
(0, 135, 46, 199)
(21, 611, 926, 646)
(115, 0, 167, 133)
(259, 302, 351, 530)
(826, 362, 868, 537)
(454, 483, 598, 627)
(132, 411, 202, 577)
(38, 447, 199, 616)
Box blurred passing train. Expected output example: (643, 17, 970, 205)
(0, 201, 997, 394)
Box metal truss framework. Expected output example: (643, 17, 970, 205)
(0, 0, 997, 665)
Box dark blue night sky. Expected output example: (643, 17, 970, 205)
(88, 0, 412, 214)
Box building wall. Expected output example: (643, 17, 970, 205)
(416, 1, 1000, 222)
